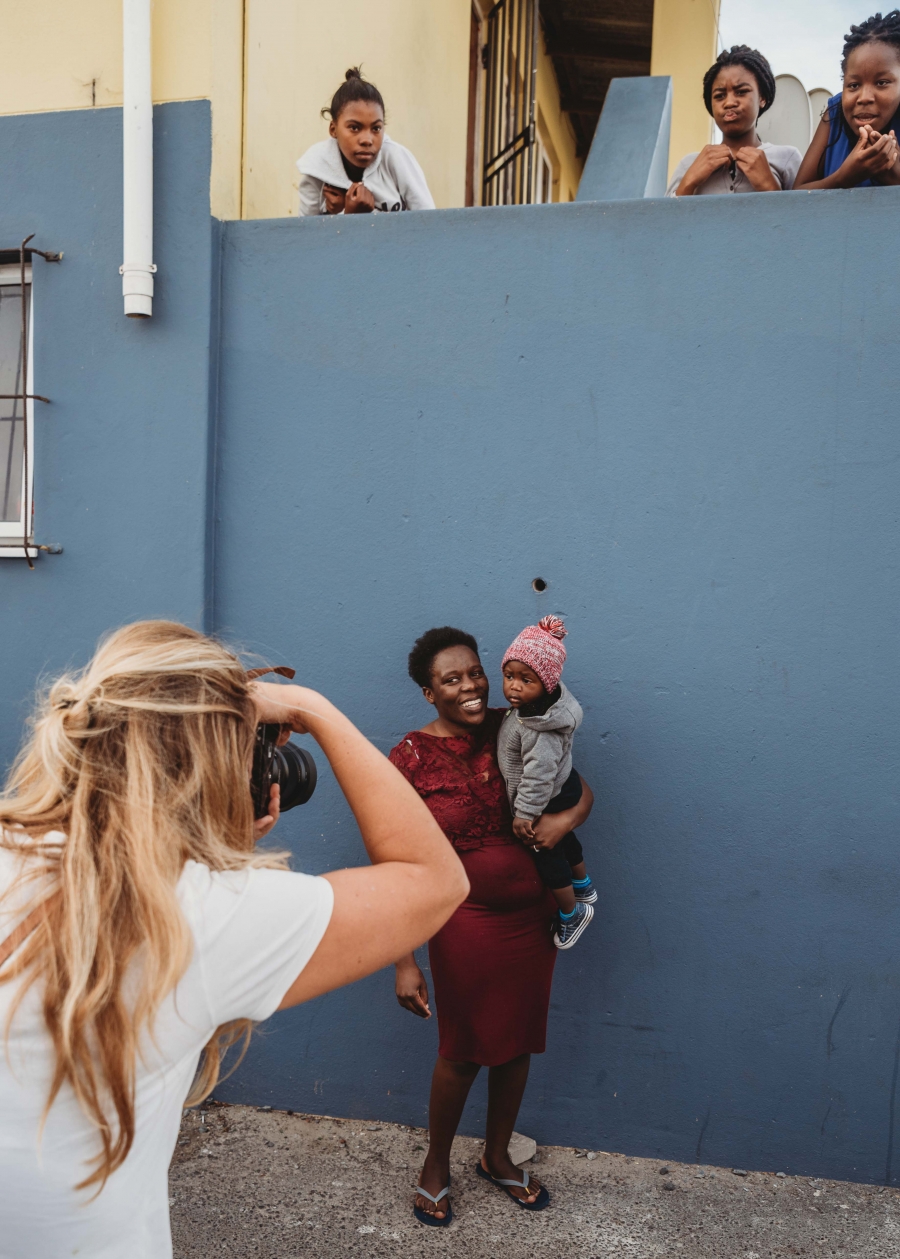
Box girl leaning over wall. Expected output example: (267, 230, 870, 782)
(297, 67, 435, 215)
(795, 10, 900, 190)
(667, 45, 801, 196)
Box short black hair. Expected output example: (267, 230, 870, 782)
(842, 10, 900, 72)
(703, 45, 776, 117)
(407, 627, 479, 690)
(321, 67, 386, 123)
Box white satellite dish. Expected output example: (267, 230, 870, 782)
(757, 74, 814, 152)
(808, 87, 834, 132)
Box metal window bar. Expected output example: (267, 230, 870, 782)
(481, 0, 539, 206)
(0, 235, 61, 567)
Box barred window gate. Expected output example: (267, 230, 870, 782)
(481, 0, 539, 206)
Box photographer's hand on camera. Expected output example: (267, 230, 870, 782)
(252, 783, 280, 840)
(247, 680, 469, 1009)
(251, 680, 324, 735)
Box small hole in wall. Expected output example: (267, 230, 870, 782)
(532, 578, 547, 592)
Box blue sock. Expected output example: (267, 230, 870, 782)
(559, 907, 576, 921)
(572, 876, 591, 889)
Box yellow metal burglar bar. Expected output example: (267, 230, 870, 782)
(482, 0, 540, 205)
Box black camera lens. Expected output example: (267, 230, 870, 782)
(251, 723, 317, 819)
(270, 742, 317, 810)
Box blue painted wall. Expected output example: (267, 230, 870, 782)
(0, 101, 215, 756)
(2, 101, 900, 1184)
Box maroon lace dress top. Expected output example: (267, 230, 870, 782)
(390, 710, 556, 1065)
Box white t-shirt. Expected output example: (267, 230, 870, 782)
(0, 845, 333, 1259)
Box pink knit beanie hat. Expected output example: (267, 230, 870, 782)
(501, 615, 568, 693)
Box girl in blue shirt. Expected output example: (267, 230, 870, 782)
(796, 10, 900, 189)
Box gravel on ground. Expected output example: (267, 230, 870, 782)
(169, 1102, 900, 1258)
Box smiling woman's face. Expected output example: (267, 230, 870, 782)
(423, 646, 489, 731)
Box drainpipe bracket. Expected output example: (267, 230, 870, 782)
(120, 262, 156, 317)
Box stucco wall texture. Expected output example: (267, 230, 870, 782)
(1, 102, 899, 1186)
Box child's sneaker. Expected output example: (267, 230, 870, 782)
(573, 877, 598, 904)
(554, 901, 594, 949)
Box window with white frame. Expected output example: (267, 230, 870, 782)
(0, 262, 33, 553)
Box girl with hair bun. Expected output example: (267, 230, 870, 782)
(667, 45, 802, 196)
(795, 11, 900, 189)
(296, 67, 435, 215)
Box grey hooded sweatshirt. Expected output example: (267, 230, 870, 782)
(497, 683, 583, 820)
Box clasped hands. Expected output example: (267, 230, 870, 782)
(323, 182, 375, 214)
(846, 123, 900, 182)
(679, 143, 780, 194)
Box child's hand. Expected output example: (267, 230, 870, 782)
(734, 145, 779, 191)
(675, 143, 733, 195)
(322, 183, 346, 215)
(345, 182, 376, 214)
(513, 816, 536, 842)
(848, 127, 900, 180)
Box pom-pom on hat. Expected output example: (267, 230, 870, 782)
(501, 615, 568, 693)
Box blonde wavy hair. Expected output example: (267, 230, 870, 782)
(0, 620, 289, 1191)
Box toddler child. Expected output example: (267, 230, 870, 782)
(497, 616, 596, 949)
(296, 68, 435, 216)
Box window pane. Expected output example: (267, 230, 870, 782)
(0, 283, 28, 524)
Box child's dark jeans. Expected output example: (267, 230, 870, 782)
(528, 767, 584, 890)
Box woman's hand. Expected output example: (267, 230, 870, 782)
(675, 144, 733, 195)
(252, 783, 280, 840)
(322, 183, 346, 214)
(250, 680, 326, 736)
(530, 814, 566, 850)
(734, 146, 779, 191)
(531, 776, 595, 850)
(395, 954, 432, 1019)
(344, 182, 375, 213)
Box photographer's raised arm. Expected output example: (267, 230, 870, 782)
(250, 682, 468, 1008)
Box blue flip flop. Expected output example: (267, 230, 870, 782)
(475, 1161, 550, 1210)
(413, 1178, 453, 1227)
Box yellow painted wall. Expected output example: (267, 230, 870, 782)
(4, 0, 710, 217)
(535, 28, 582, 202)
(242, 0, 472, 218)
(0, 0, 244, 218)
(650, 0, 721, 176)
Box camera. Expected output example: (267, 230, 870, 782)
(251, 724, 317, 819)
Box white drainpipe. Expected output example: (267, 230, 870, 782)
(120, 0, 156, 317)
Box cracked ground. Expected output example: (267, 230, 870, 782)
(170, 1103, 900, 1257)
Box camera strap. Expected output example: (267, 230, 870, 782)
(245, 666, 296, 681)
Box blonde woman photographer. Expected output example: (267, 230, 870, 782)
(0, 620, 467, 1258)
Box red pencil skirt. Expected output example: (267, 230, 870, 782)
(428, 837, 557, 1066)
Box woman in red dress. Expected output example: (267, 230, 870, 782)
(390, 626, 593, 1225)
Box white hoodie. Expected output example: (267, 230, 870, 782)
(296, 135, 436, 216)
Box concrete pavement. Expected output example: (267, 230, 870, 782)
(169, 1103, 900, 1257)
